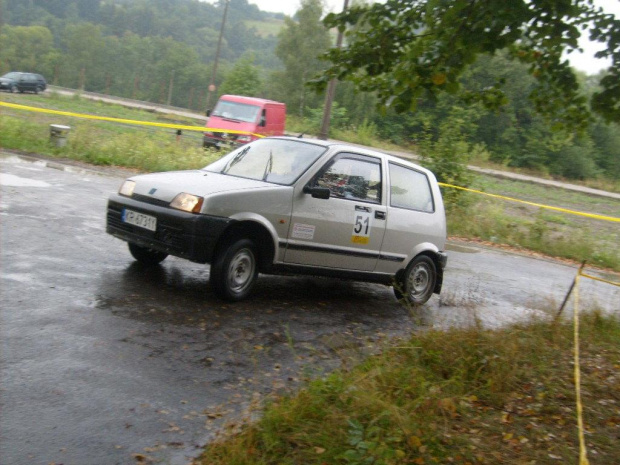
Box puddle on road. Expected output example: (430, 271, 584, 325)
(0, 173, 51, 188)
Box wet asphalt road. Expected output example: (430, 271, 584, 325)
(1, 153, 618, 465)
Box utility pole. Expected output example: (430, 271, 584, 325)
(318, 0, 349, 141)
(167, 69, 175, 106)
(205, 0, 229, 113)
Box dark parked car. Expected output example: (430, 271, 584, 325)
(0, 72, 47, 93)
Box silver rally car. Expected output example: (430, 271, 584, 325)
(106, 137, 447, 304)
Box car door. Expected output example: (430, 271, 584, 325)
(21, 74, 34, 92)
(284, 152, 387, 271)
(375, 162, 441, 274)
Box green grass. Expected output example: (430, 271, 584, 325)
(196, 312, 620, 465)
(2, 90, 203, 125)
(244, 19, 285, 37)
(0, 93, 217, 172)
(446, 177, 620, 271)
(3, 92, 619, 465)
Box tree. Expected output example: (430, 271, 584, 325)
(275, 0, 332, 116)
(218, 54, 263, 96)
(61, 22, 107, 89)
(318, 0, 620, 128)
(0, 25, 59, 75)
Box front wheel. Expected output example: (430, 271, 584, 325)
(128, 242, 168, 266)
(210, 238, 258, 301)
(10, 85, 17, 93)
(394, 255, 437, 306)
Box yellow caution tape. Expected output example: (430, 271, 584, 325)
(561, 262, 617, 465)
(1, 101, 618, 225)
(572, 273, 590, 465)
(579, 272, 620, 287)
(0, 101, 264, 138)
(439, 182, 620, 223)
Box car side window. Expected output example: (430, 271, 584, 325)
(315, 154, 382, 203)
(389, 162, 435, 212)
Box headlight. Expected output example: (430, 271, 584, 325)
(170, 193, 204, 213)
(119, 180, 136, 197)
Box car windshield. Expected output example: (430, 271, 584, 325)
(211, 100, 261, 123)
(204, 139, 327, 185)
(2, 72, 20, 79)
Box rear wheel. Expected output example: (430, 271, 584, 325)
(128, 243, 168, 266)
(394, 255, 437, 306)
(210, 238, 258, 301)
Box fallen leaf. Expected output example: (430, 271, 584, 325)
(408, 436, 422, 448)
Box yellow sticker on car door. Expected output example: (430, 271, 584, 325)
(352, 211, 371, 244)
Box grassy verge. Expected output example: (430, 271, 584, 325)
(1, 93, 618, 270)
(196, 312, 620, 465)
(446, 176, 620, 271)
(0, 94, 218, 172)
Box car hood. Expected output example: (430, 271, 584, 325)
(131, 169, 280, 202)
(206, 116, 257, 133)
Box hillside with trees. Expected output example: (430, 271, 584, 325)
(1, 0, 618, 183)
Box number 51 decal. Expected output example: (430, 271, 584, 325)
(351, 211, 371, 244)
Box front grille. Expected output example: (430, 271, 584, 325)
(131, 194, 170, 208)
(107, 205, 190, 256)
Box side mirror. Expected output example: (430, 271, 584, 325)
(206, 109, 211, 117)
(303, 185, 330, 199)
(259, 116, 266, 127)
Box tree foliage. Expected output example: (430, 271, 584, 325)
(318, 0, 620, 127)
(1, 0, 618, 181)
(275, 0, 332, 116)
(218, 54, 263, 96)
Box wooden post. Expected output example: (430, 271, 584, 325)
(166, 70, 175, 106)
(159, 81, 166, 104)
(132, 76, 139, 100)
(556, 261, 587, 319)
(79, 67, 86, 91)
(188, 88, 194, 110)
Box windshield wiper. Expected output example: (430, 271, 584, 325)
(262, 150, 274, 181)
(221, 146, 251, 174)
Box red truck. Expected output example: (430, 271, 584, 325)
(203, 95, 286, 149)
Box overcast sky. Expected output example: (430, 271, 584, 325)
(243, 0, 619, 74)
(248, 0, 344, 15)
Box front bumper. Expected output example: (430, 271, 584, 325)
(434, 251, 448, 294)
(203, 134, 248, 149)
(106, 194, 232, 264)
(437, 251, 448, 270)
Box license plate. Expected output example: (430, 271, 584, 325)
(122, 208, 157, 231)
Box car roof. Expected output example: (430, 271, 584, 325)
(268, 136, 433, 176)
(219, 94, 283, 106)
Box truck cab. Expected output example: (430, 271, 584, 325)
(203, 95, 286, 149)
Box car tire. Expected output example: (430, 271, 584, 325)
(210, 238, 258, 301)
(35, 85, 43, 94)
(128, 242, 168, 266)
(10, 85, 17, 93)
(394, 255, 436, 306)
